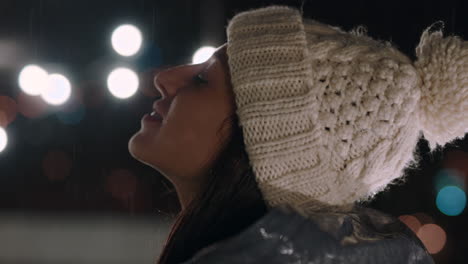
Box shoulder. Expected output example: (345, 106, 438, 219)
(183, 205, 434, 264)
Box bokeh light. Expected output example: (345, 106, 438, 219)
(56, 101, 86, 125)
(17, 91, 50, 118)
(18, 64, 48, 96)
(107, 67, 139, 99)
(0, 96, 18, 127)
(417, 224, 447, 254)
(0, 127, 7, 152)
(42, 150, 73, 181)
(434, 168, 465, 192)
(412, 212, 434, 225)
(443, 150, 468, 179)
(106, 169, 137, 202)
(41, 73, 72, 105)
(398, 215, 422, 234)
(192, 46, 215, 64)
(0, 112, 6, 128)
(436, 185, 466, 216)
(111, 24, 143, 56)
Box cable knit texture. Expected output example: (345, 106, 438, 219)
(226, 5, 468, 212)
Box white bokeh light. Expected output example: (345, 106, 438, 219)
(192, 46, 216, 64)
(18, 64, 48, 96)
(41, 74, 72, 105)
(107, 68, 139, 99)
(111, 24, 143, 56)
(0, 127, 7, 153)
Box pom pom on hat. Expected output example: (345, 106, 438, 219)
(414, 21, 468, 151)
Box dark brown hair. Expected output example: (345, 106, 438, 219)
(157, 113, 268, 264)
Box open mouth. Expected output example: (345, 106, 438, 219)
(143, 111, 163, 123)
(149, 111, 163, 120)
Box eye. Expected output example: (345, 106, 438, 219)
(192, 73, 208, 86)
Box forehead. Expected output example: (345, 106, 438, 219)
(212, 44, 228, 66)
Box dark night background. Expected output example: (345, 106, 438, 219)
(0, 0, 467, 263)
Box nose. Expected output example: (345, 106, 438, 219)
(152, 65, 175, 99)
(153, 72, 165, 99)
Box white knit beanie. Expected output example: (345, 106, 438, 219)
(226, 5, 468, 212)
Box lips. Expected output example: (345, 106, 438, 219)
(152, 101, 166, 120)
(143, 112, 163, 123)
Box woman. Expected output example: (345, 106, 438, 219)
(129, 5, 468, 264)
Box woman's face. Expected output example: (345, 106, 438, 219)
(129, 44, 234, 189)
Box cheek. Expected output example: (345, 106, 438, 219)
(162, 98, 227, 162)
(130, 89, 232, 173)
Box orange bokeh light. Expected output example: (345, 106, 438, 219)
(443, 149, 468, 181)
(412, 212, 434, 225)
(42, 150, 73, 181)
(417, 224, 447, 254)
(398, 215, 422, 234)
(105, 169, 138, 200)
(17, 91, 49, 118)
(0, 96, 18, 127)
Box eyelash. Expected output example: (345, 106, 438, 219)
(192, 73, 208, 85)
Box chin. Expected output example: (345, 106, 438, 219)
(128, 131, 161, 169)
(128, 131, 146, 161)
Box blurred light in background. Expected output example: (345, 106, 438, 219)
(111, 24, 143, 57)
(107, 68, 139, 99)
(18, 65, 48, 96)
(400, 212, 448, 255)
(106, 169, 137, 198)
(56, 101, 86, 125)
(443, 150, 468, 179)
(398, 214, 421, 234)
(42, 150, 73, 181)
(434, 168, 465, 192)
(416, 224, 447, 254)
(436, 185, 466, 216)
(105, 169, 138, 212)
(41, 74, 72, 105)
(412, 212, 434, 225)
(17, 91, 49, 118)
(0, 96, 18, 127)
(192, 46, 215, 64)
(0, 40, 23, 69)
(0, 127, 7, 153)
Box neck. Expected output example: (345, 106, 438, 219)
(173, 179, 203, 210)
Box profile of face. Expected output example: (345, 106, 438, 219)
(129, 44, 234, 205)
